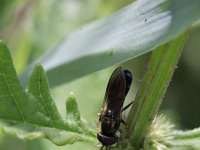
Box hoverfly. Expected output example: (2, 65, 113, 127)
(97, 67, 133, 149)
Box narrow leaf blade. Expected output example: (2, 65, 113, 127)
(22, 0, 200, 87)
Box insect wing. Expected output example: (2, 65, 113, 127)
(104, 67, 127, 112)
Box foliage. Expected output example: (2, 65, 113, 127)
(1, 0, 200, 150)
(21, 0, 200, 87)
(0, 41, 97, 146)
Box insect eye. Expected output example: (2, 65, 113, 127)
(124, 70, 132, 95)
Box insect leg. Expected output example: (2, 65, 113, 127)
(121, 101, 133, 112)
(121, 101, 133, 127)
(121, 119, 127, 126)
(100, 145, 104, 150)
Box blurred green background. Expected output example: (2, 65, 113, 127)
(0, 0, 200, 150)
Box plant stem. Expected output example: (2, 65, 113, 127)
(169, 127, 200, 148)
(171, 127, 200, 140)
(126, 33, 188, 149)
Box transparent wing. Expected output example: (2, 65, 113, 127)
(102, 67, 127, 113)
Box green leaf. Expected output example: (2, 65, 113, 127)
(27, 63, 63, 126)
(143, 115, 200, 150)
(0, 41, 97, 146)
(66, 94, 81, 122)
(169, 127, 200, 149)
(22, 0, 200, 87)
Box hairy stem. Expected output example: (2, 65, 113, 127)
(126, 33, 188, 149)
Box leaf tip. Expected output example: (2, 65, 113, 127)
(0, 40, 6, 47)
(69, 91, 74, 96)
(0, 41, 13, 61)
(66, 93, 77, 106)
(28, 63, 45, 81)
(0, 39, 3, 44)
(66, 92, 77, 103)
(33, 63, 45, 71)
(66, 93, 81, 121)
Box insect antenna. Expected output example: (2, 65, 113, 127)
(121, 101, 133, 112)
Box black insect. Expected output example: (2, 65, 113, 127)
(97, 67, 133, 149)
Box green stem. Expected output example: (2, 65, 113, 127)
(169, 127, 200, 148)
(171, 127, 200, 140)
(126, 33, 188, 149)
